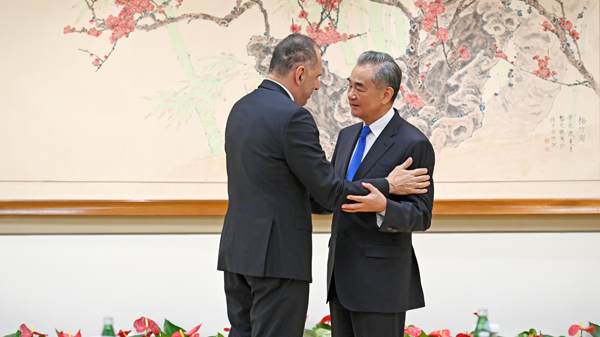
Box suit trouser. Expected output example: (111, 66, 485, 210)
(329, 272, 406, 337)
(223, 271, 309, 337)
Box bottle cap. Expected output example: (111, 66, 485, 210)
(477, 309, 488, 317)
(104, 317, 114, 325)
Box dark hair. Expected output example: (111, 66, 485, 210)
(356, 51, 402, 102)
(268, 34, 320, 76)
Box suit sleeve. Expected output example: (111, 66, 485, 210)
(379, 138, 435, 233)
(309, 133, 338, 215)
(283, 109, 389, 211)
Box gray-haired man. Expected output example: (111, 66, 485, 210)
(325, 51, 435, 337)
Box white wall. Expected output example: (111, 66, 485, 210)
(1, 233, 599, 337)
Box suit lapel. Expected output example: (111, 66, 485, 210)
(352, 112, 401, 180)
(335, 123, 362, 179)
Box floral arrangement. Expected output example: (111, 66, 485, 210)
(303, 315, 332, 337)
(4, 317, 597, 337)
(302, 317, 599, 337)
(2, 318, 229, 337)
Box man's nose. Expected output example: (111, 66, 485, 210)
(348, 88, 356, 99)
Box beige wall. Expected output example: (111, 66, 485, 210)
(1, 231, 599, 337)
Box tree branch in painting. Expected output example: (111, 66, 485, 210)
(63, 0, 270, 156)
(522, 0, 598, 95)
(282, 0, 598, 156)
(64, 0, 598, 160)
(362, 0, 598, 155)
(291, 0, 361, 55)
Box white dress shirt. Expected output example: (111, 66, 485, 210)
(348, 107, 395, 227)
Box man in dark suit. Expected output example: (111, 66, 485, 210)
(325, 51, 435, 337)
(218, 35, 431, 337)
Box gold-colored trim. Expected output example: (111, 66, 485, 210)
(1, 199, 599, 216)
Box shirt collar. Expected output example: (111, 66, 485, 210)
(264, 78, 294, 102)
(364, 107, 395, 137)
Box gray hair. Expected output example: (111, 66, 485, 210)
(356, 51, 402, 102)
(268, 34, 320, 76)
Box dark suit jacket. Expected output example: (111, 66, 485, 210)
(217, 80, 390, 282)
(326, 111, 435, 313)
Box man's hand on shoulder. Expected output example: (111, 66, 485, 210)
(342, 182, 387, 213)
(386, 157, 430, 195)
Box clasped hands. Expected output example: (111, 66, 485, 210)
(341, 157, 430, 213)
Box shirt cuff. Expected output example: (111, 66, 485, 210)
(376, 209, 386, 227)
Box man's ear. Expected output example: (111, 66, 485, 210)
(381, 87, 394, 105)
(294, 66, 307, 85)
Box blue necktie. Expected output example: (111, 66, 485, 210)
(346, 125, 371, 181)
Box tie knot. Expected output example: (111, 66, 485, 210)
(360, 125, 371, 138)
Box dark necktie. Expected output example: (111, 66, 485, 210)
(346, 125, 371, 181)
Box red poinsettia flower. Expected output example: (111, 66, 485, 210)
(117, 330, 131, 337)
(429, 329, 452, 337)
(405, 326, 423, 337)
(318, 315, 331, 325)
(133, 317, 160, 336)
(20, 325, 48, 337)
(58, 330, 81, 337)
(569, 324, 596, 336)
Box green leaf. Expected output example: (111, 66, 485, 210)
(55, 329, 61, 337)
(589, 323, 600, 337)
(315, 323, 332, 331)
(207, 334, 225, 337)
(75, 4, 90, 23)
(70, 0, 85, 8)
(3, 330, 19, 337)
(97, 0, 112, 12)
(303, 330, 317, 337)
(163, 320, 185, 336)
(314, 327, 332, 337)
(520, 329, 538, 337)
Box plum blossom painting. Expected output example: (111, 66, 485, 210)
(0, 0, 598, 199)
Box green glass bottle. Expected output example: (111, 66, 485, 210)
(102, 317, 115, 337)
(474, 309, 489, 337)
